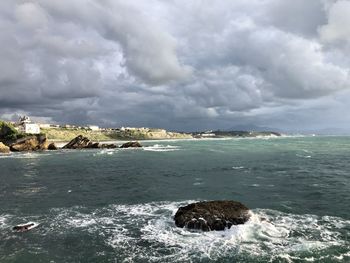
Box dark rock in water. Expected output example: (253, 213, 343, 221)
(120, 141, 142, 148)
(100, 143, 117, 149)
(90, 142, 100, 149)
(10, 134, 48, 152)
(13, 223, 36, 232)
(0, 142, 10, 153)
(63, 135, 117, 149)
(63, 135, 93, 149)
(174, 200, 250, 231)
(47, 143, 58, 150)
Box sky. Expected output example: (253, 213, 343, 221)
(1, 0, 350, 132)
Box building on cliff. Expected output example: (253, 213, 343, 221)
(17, 116, 40, 134)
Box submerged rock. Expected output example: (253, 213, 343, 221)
(174, 200, 250, 231)
(47, 143, 58, 150)
(10, 134, 48, 152)
(0, 142, 10, 153)
(120, 141, 142, 148)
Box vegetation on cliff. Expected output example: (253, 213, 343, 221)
(42, 128, 192, 141)
(0, 121, 24, 141)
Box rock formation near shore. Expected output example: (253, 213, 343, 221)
(10, 134, 48, 152)
(120, 141, 142, 148)
(0, 142, 10, 153)
(63, 135, 117, 149)
(63, 135, 92, 149)
(47, 143, 58, 150)
(101, 143, 117, 149)
(174, 200, 250, 231)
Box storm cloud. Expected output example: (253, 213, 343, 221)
(1, 0, 350, 132)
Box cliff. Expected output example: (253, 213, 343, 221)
(41, 127, 192, 141)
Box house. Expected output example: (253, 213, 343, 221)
(17, 116, 41, 134)
(88, 125, 100, 131)
(39, 123, 51, 128)
(21, 123, 41, 134)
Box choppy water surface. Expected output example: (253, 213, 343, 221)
(0, 136, 350, 262)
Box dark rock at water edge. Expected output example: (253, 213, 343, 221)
(100, 143, 117, 149)
(90, 142, 100, 149)
(0, 142, 10, 153)
(10, 134, 48, 152)
(63, 135, 92, 149)
(47, 143, 58, 150)
(120, 141, 142, 148)
(174, 200, 250, 231)
(63, 135, 117, 149)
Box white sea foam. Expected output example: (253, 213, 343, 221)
(0, 214, 11, 230)
(232, 166, 245, 170)
(40, 201, 350, 262)
(0, 152, 33, 159)
(296, 154, 312, 158)
(93, 149, 117, 156)
(0, 152, 53, 159)
(143, 144, 180, 152)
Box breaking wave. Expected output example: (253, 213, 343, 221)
(93, 149, 117, 156)
(143, 144, 180, 152)
(2, 201, 349, 262)
(0, 152, 52, 159)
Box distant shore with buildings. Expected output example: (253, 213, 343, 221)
(3, 116, 281, 143)
(8, 116, 193, 141)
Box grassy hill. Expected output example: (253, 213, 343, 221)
(42, 128, 193, 141)
(0, 121, 25, 141)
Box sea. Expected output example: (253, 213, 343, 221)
(0, 136, 349, 262)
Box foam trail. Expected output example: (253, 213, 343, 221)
(232, 166, 245, 170)
(2, 201, 349, 262)
(143, 144, 180, 152)
(30, 201, 350, 262)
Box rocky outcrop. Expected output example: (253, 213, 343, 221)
(89, 142, 100, 149)
(63, 135, 116, 149)
(174, 200, 250, 231)
(63, 135, 92, 149)
(0, 142, 10, 153)
(10, 134, 48, 152)
(120, 141, 142, 148)
(47, 143, 58, 150)
(100, 143, 117, 149)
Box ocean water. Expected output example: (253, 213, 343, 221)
(0, 136, 350, 262)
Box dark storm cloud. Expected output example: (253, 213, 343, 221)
(1, 0, 350, 131)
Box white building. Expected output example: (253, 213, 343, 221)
(88, 125, 100, 131)
(17, 116, 41, 134)
(18, 123, 40, 134)
(39, 123, 51, 128)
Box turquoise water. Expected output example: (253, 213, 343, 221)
(0, 136, 349, 262)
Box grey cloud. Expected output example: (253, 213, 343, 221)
(1, 0, 350, 132)
(0, 0, 190, 107)
(38, 0, 191, 85)
(266, 0, 327, 37)
(166, 2, 350, 100)
(319, 0, 350, 44)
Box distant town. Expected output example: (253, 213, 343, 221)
(9, 116, 281, 141)
(11, 116, 167, 135)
